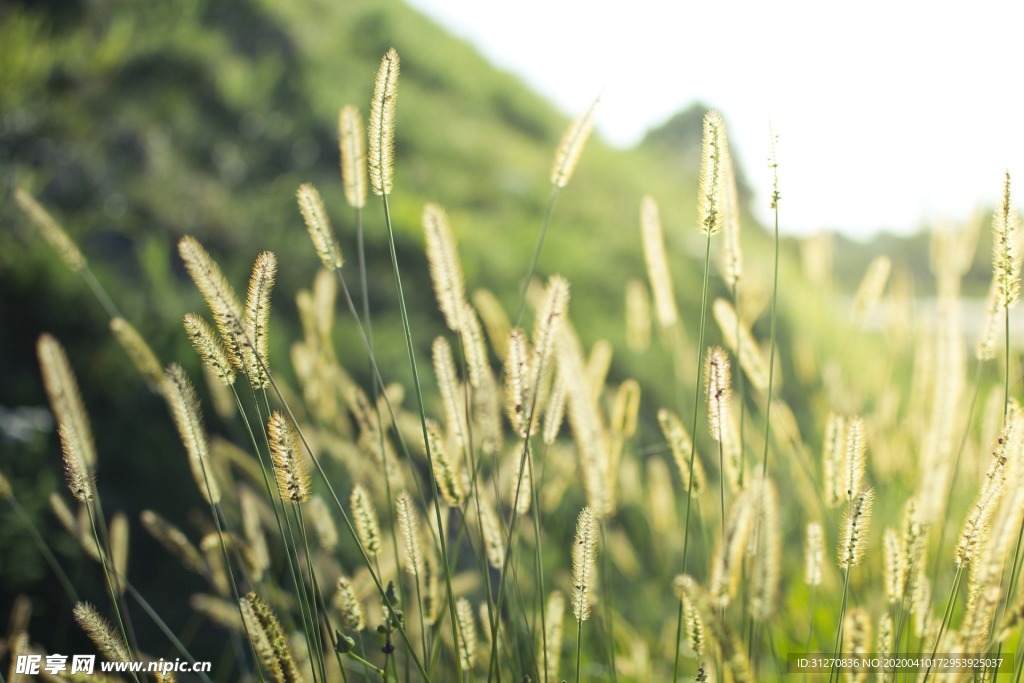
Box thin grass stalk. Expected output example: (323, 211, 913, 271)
(827, 568, 851, 683)
(761, 131, 782, 479)
(485, 280, 567, 680)
(575, 618, 583, 683)
(732, 283, 746, 487)
(353, 200, 412, 630)
(801, 587, 816, 683)
(295, 505, 329, 683)
(927, 359, 983, 606)
(252, 361, 431, 678)
(451, 334, 504, 683)
(921, 566, 963, 682)
(305, 194, 516, 679)
(231, 387, 311, 676)
(485, 383, 556, 679)
(3, 491, 80, 603)
(246, 386, 321, 682)
(673, 230, 713, 682)
(123, 581, 216, 683)
(379, 190, 462, 681)
(514, 188, 560, 326)
(83, 505, 142, 683)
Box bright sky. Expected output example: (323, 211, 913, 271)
(405, 0, 1024, 237)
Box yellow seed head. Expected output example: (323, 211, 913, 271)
(542, 371, 568, 445)
(297, 182, 344, 270)
(73, 602, 130, 663)
(244, 251, 277, 388)
(878, 612, 894, 655)
(140, 510, 206, 575)
(110, 511, 129, 595)
(471, 289, 512, 359)
(163, 364, 220, 505)
(712, 298, 769, 392)
(268, 411, 309, 504)
(307, 495, 338, 551)
(883, 527, 905, 604)
(673, 574, 753, 681)
(350, 484, 381, 556)
(245, 592, 303, 683)
(550, 96, 598, 188)
(368, 49, 399, 196)
(710, 488, 756, 607)
(532, 276, 570, 388)
(640, 195, 677, 327)
(571, 506, 599, 623)
(852, 255, 892, 323)
(805, 522, 823, 587)
(748, 478, 780, 620)
(432, 335, 468, 453)
(992, 172, 1021, 310)
(720, 138, 743, 285)
(611, 379, 641, 438)
(658, 408, 705, 494)
(838, 488, 874, 570)
(395, 490, 422, 576)
(335, 576, 365, 631)
(698, 111, 726, 235)
(339, 105, 367, 208)
(625, 279, 652, 352)
(842, 608, 872, 671)
(15, 188, 86, 272)
(109, 318, 164, 391)
(538, 591, 565, 683)
(423, 203, 467, 332)
(822, 413, 847, 508)
(977, 277, 1001, 360)
(426, 418, 465, 507)
(421, 542, 441, 624)
(955, 412, 1016, 568)
(240, 487, 270, 576)
(681, 591, 705, 658)
(705, 346, 732, 444)
(479, 496, 506, 569)
(37, 333, 96, 471)
(844, 415, 866, 500)
(177, 236, 246, 372)
(505, 328, 532, 438)
(183, 313, 236, 386)
(455, 597, 477, 670)
(57, 424, 93, 503)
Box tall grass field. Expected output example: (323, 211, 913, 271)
(5, 35, 1024, 683)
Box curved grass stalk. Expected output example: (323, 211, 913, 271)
(672, 230, 713, 682)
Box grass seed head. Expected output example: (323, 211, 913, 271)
(368, 48, 399, 196)
(339, 105, 367, 208)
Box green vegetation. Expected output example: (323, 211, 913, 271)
(3, 1, 1022, 682)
